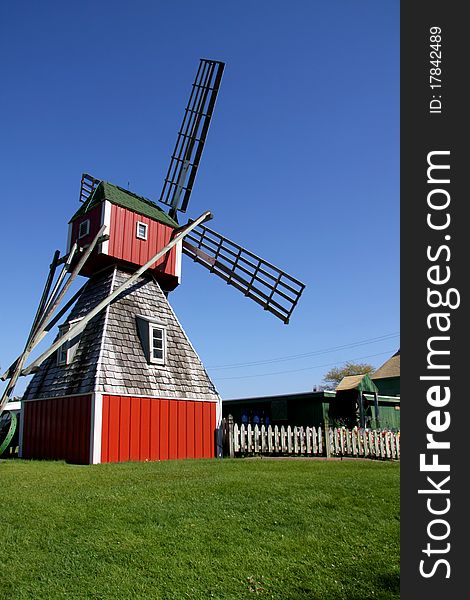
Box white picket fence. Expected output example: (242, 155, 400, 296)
(326, 426, 400, 460)
(223, 419, 400, 461)
(232, 423, 323, 456)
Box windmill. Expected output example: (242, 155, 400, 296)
(0, 59, 305, 463)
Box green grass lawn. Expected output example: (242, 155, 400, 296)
(0, 458, 399, 600)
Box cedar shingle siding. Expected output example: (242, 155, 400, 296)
(24, 267, 219, 403)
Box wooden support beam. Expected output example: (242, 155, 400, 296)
(2, 227, 104, 383)
(1, 284, 87, 382)
(40, 243, 77, 320)
(32, 227, 104, 341)
(0, 249, 57, 412)
(0, 226, 106, 414)
(25, 250, 61, 348)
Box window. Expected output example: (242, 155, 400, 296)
(56, 319, 83, 366)
(136, 221, 148, 240)
(57, 324, 69, 366)
(149, 323, 166, 365)
(136, 315, 167, 365)
(78, 219, 90, 239)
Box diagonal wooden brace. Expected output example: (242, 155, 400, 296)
(0, 225, 106, 415)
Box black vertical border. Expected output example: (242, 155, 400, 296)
(401, 2, 468, 598)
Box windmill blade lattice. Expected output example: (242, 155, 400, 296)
(159, 59, 225, 217)
(183, 223, 305, 324)
(79, 173, 101, 204)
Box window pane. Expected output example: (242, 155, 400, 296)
(79, 220, 89, 238)
(137, 223, 147, 239)
(150, 326, 165, 362)
(58, 347, 67, 365)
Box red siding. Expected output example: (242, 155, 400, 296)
(108, 205, 177, 277)
(195, 402, 203, 458)
(168, 401, 178, 459)
(186, 401, 195, 459)
(119, 396, 131, 460)
(22, 395, 92, 464)
(100, 396, 217, 463)
(159, 399, 169, 460)
(178, 401, 187, 459)
(71, 205, 103, 250)
(140, 398, 151, 460)
(150, 399, 160, 460)
(69, 203, 179, 285)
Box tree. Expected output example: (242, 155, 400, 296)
(322, 361, 375, 389)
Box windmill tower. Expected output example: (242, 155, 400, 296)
(0, 59, 305, 464)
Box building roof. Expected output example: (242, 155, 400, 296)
(24, 266, 220, 403)
(70, 181, 178, 228)
(336, 373, 379, 393)
(223, 390, 336, 404)
(371, 349, 400, 380)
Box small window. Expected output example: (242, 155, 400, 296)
(136, 221, 148, 240)
(136, 315, 167, 365)
(78, 219, 90, 239)
(149, 323, 166, 365)
(56, 319, 83, 366)
(57, 325, 69, 366)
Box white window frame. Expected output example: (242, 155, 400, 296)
(57, 324, 69, 366)
(149, 323, 166, 365)
(56, 318, 83, 366)
(78, 219, 90, 239)
(136, 221, 148, 241)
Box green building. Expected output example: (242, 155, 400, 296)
(371, 349, 400, 397)
(222, 350, 400, 431)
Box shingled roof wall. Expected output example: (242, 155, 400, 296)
(23, 267, 220, 403)
(96, 268, 220, 401)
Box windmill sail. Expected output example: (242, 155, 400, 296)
(159, 59, 225, 218)
(182, 223, 305, 324)
(79, 173, 101, 204)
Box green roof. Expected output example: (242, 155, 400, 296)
(70, 181, 178, 228)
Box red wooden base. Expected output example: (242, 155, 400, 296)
(21, 395, 217, 464)
(101, 395, 216, 463)
(22, 395, 92, 464)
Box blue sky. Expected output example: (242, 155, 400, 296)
(0, 1, 399, 400)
